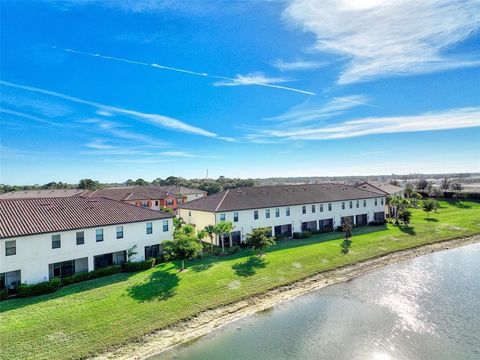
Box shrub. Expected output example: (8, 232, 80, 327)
(0, 288, 8, 301)
(302, 231, 312, 238)
(292, 232, 304, 239)
(368, 220, 385, 226)
(124, 259, 156, 272)
(225, 245, 241, 255)
(89, 265, 122, 278)
(17, 278, 61, 298)
(336, 226, 343, 232)
(61, 265, 121, 286)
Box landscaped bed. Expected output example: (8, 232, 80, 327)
(1, 200, 479, 360)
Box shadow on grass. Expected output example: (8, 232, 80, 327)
(189, 262, 214, 272)
(231, 256, 267, 277)
(451, 201, 472, 209)
(399, 225, 417, 236)
(127, 265, 179, 302)
(0, 272, 133, 313)
(425, 218, 439, 222)
(340, 239, 352, 254)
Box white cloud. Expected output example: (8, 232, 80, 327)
(264, 95, 374, 125)
(273, 59, 328, 71)
(254, 107, 480, 140)
(213, 72, 289, 87)
(284, 0, 480, 84)
(0, 108, 63, 127)
(85, 139, 115, 150)
(159, 151, 197, 158)
(1, 80, 218, 138)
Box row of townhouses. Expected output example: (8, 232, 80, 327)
(178, 183, 394, 246)
(0, 185, 207, 212)
(0, 197, 173, 288)
(1, 182, 402, 288)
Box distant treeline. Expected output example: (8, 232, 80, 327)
(2, 172, 478, 195)
(0, 176, 257, 195)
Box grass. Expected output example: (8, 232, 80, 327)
(1, 200, 479, 360)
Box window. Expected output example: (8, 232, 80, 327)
(5, 240, 16, 256)
(116, 226, 124, 239)
(166, 199, 174, 206)
(155, 200, 159, 206)
(349, 201, 353, 209)
(52, 234, 61, 249)
(254, 210, 259, 220)
(328, 203, 332, 211)
(375, 198, 378, 206)
(141, 201, 148, 208)
(96, 229, 104, 242)
(220, 213, 226, 221)
(76, 231, 84, 245)
(302, 205, 307, 214)
(275, 208, 280, 217)
(265, 209, 270, 218)
(311, 205, 316, 213)
(163, 220, 169, 232)
(363, 200, 367, 207)
(286, 207, 290, 216)
(342, 202, 345, 210)
(189, 211, 192, 217)
(356, 200, 359, 208)
(381, 198, 384, 205)
(320, 204, 324, 212)
(146, 222, 153, 234)
(234, 212, 239, 222)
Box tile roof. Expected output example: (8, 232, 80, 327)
(0, 197, 173, 238)
(0, 189, 89, 200)
(356, 182, 403, 195)
(179, 183, 384, 212)
(158, 185, 207, 196)
(85, 186, 205, 201)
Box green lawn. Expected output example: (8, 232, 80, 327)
(1, 200, 480, 360)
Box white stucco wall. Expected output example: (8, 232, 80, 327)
(0, 218, 173, 285)
(184, 193, 207, 202)
(181, 197, 386, 245)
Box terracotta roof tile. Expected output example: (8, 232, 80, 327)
(0, 197, 173, 238)
(179, 183, 384, 212)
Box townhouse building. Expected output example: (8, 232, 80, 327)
(178, 184, 386, 246)
(0, 197, 173, 288)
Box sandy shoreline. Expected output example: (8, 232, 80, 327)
(93, 235, 480, 360)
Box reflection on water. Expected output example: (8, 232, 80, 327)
(157, 243, 480, 360)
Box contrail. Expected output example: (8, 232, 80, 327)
(329, 96, 380, 108)
(54, 47, 315, 96)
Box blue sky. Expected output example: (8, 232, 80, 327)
(1, 0, 479, 184)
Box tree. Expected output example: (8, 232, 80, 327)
(163, 235, 202, 271)
(404, 182, 414, 198)
(126, 179, 135, 186)
(196, 229, 206, 256)
(245, 228, 276, 255)
(173, 217, 186, 232)
(398, 210, 412, 226)
(450, 182, 463, 191)
(204, 225, 216, 253)
(160, 206, 174, 214)
(214, 221, 233, 254)
(422, 199, 435, 219)
(342, 217, 353, 240)
(440, 178, 451, 190)
(389, 179, 399, 186)
(78, 178, 99, 190)
(134, 178, 149, 186)
(428, 187, 443, 198)
(127, 245, 138, 262)
(415, 179, 430, 191)
(410, 191, 422, 208)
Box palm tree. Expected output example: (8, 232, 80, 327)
(387, 195, 402, 224)
(196, 229, 206, 257)
(204, 225, 216, 253)
(214, 221, 233, 255)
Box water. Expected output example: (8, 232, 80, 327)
(158, 243, 480, 360)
